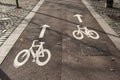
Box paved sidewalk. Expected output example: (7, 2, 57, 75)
(0, 0, 40, 46)
(87, 0, 120, 37)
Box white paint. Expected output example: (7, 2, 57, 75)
(0, 18, 10, 20)
(81, 0, 120, 52)
(74, 14, 83, 23)
(13, 40, 51, 68)
(0, 0, 45, 65)
(39, 24, 50, 38)
(73, 25, 100, 40)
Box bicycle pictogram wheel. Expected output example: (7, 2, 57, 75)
(36, 49, 51, 66)
(73, 30, 83, 40)
(88, 30, 99, 39)
(13, 49, 30, 68)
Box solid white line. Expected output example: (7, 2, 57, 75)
(0, 0, 45, 64)
(81, 0, 120, 55)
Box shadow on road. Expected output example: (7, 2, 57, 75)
(0, 69, 11, 80)
(0, 2, 119, 39)
(1, 6, 119, 55)
(0, 2, 120, 57)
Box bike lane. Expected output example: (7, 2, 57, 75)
(0, 0, 63, 80)
(55, 0, 120, 80)
(1, 0, 120, 80)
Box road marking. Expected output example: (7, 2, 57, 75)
(39, 24, 50, 38)
(74, 14, 83, 23)
(14, 40, 51, 68)
(82, 0, 120, 56)
(0, 0, 45, 64)
(73, 25, 99, 40)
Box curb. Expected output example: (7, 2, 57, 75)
(81, 0, 120, 55)
(0, 0, 45, 65)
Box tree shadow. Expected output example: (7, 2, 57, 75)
(0, 6, 119, 38)
(0, 69, 11, 80)
(29, 20, 120, 57)
(0, 6, 120, 57)
(45, 1, 84, 11)
(31, 10, 120, 38)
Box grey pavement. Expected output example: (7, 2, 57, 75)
(0, 0, 119, 46)
(0, 0, 40, 46)
(0, 0, 120, 80)
(87, 0, 120, 36)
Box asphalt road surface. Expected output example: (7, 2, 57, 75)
(0, 0, 120, 80)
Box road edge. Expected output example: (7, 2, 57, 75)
(0, 0, 45, 65)
(81, 0, 120, 56)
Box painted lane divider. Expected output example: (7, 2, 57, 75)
(39, 24, 50, 38)
(74, 14, 83, 23)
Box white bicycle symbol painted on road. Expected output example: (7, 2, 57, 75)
(73, 25, 100, 40)
(13, 24, 51, 68)
(14, 40, 51, 68)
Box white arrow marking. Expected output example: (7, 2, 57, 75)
(74, 14, 83, 23)
(39, 24, 50, 38)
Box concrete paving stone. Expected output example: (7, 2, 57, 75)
(1, 36, 8, 40)
(87, 0, 120, 37)
(0, 42, 3, 44)
(0, 38, 6, 41)
(4, 34, 10, 37)
(0, 43, 3, 46)
(0, 41, 4, 43)
(0, 57, 5, 64)
(5, 32, 11, 34)
(0, 0, 40, 47)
